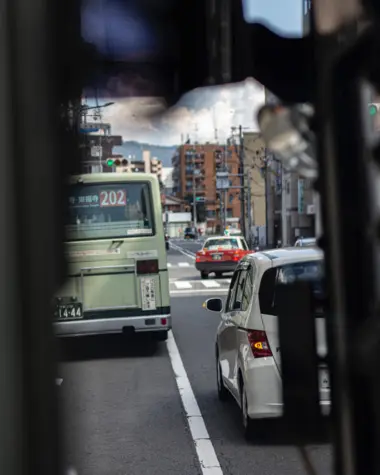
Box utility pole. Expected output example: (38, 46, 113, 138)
(192, 148, 197, 230)
(239, 125, 246, 238)
(223, 142, 228, 231)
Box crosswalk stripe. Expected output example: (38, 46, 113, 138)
(201, 280, 221, 288)
(178, 262, 191, 267)
(167, 263, 172, 267)
(174, 281, 193, 289)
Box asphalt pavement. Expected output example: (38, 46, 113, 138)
(59, 240, 333, 475)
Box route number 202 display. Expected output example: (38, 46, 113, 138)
(100, 190, 127, 207)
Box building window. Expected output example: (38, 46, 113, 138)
(206, 210, 216, 218)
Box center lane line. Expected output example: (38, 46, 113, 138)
(166, 331, 224, 475)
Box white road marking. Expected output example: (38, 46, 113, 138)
(201, 280, 221, 288)
(178, 262, 191, 267)
(167, 263, 172, 267)
(166, 331, 224, 475)
(170, 242, 196, 259)
(170, 288, 228, 296)
(174, 281, 193, 289)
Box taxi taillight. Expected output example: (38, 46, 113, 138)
(232, 251, 243, 261)
(196, 251, 205, 261)
(136, 259, 159, 274)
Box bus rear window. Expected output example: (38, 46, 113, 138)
(65, 182, 155, 241)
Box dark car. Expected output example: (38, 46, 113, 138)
(184, 227, 198, 239)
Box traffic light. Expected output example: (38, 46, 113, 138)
(368, 103, 379, 116)
(105, 158, 128, 167)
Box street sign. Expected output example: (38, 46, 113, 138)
(298, 178, 305, 213)
(216, 171, 229, 190)
(91, 146, 102, 157)
(84, 122, 111, 133)
(80, 128, 99, 134)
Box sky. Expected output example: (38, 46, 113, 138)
(84, 0, 302, 146)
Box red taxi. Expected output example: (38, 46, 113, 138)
(195, 236, 253, 279)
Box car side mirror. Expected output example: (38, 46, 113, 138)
(203, 298, 223, 312)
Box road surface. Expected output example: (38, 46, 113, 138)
(59, 240, 333, 475)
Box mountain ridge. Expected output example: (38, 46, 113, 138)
(114, 141, 178, 167)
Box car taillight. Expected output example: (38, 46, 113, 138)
(247, 330, 272, 358)
(136, 259, 159, 274)
(196, 251, 205, 260)
(232, 251, 242, 261)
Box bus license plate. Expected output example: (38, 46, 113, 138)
(57, 303, 83, 320)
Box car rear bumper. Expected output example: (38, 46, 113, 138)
(54, 314, 172, 337)
(243, 357, 331, 418)
(195, 261, 237, 273)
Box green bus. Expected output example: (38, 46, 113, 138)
(54, 173, 171, 341)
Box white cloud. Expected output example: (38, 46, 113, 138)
(100, 79, 265, 145)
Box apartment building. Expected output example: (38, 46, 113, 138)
(172, 143, 241, 233)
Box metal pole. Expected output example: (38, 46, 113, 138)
(223, 190, 227, 231)
(192, 150, 197, 230)
(265, 160, 269, 247)
(223, 142, 227, 231)
(219, 192, 223, 233)
(246, 168, 253, 247)
(239, 125, 246, 238)
(99, 135, 102, 173)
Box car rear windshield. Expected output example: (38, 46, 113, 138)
(204, 238, 240, 250)
(277, 260, 324, 299)
(65, 182, 155, 241)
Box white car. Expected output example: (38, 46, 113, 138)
(294, 237, 317, 247)
(204, 247, 330, 438)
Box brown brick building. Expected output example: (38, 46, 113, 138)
(172, 143, 242, 232)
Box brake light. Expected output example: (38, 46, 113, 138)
(136, 259, 159, 274)
(247, 330, 272, 358)
(232, 251, 242, 261)
(196, 251, 205, 261)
